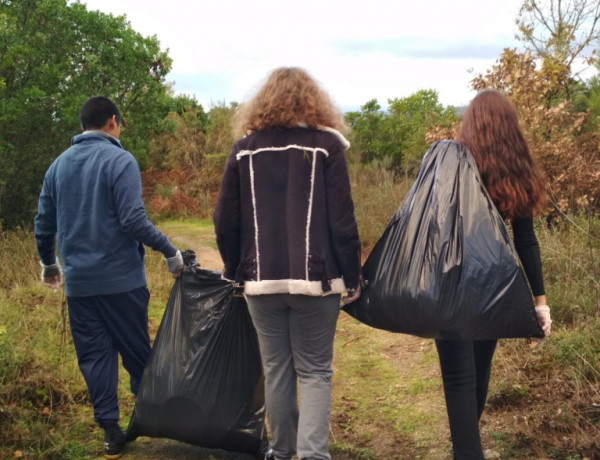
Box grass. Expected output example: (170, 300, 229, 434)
(331, 315, 448, 458)
(158, 218, 220, 252)
(348, 163, 411, 254)
(2, 167, 600, 458)
(0, 284, 91, 457)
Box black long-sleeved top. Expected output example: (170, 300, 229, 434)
(511, 217, 545, 296)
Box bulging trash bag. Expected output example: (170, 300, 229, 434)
(344, 140, 544, 340)
(127, 250, 267, 457)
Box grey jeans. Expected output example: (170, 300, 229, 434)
(246, 293, 340, 460)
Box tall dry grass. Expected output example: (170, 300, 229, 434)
(0, 230, 93, 458)
(1, 163, 599, 458)
(348, 162, 411, 256)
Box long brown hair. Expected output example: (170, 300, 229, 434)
(234, 67, 346, 136)
(458, 89, 546, 219)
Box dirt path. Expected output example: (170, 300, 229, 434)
(168, 234, 224, 271)
(124, 323, 452, 460)
(121, 224, 496, 460)
(331, 316, 452, 460)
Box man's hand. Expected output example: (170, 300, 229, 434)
(165, 250, 184, 278)
(41, 262, 62, 290)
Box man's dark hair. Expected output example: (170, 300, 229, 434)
(79, 96, 124, 130)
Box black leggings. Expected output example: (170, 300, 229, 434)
(435, 339, 498, 460)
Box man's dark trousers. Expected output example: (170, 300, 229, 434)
(67, 286, 151, 427)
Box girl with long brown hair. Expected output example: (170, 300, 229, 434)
(436, 89, 552, 459)
(214, 67, 361, 460)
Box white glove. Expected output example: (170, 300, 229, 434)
(533, 305, 552, 344)
(165, 250, 184, 276)
(40, 261, 62, 290)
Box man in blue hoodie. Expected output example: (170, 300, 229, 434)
(34, 96, 183, 459)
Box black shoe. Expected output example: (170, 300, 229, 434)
(104, 423, 126, 459)
(264, 448, 275, 460)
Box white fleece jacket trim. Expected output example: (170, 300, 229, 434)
(305, 149, 317, 279)
(241, 125, 350, 150)
(236, 144, 329, 160)
(248, 154, 261, 280)
(243, 278, 347, 296)
(294, 123, 350, 150)
(316, 126, 351, 150)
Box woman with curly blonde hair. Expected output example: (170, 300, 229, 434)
(233, 67, 347, 136)
(436, 89, 551, 459)
(214, 67, 361, 460)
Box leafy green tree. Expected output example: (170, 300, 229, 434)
(388, 89, 459, 176)
(148, 106, 206, 169)
(346, 93, 458, 175)
(146, 93, 208, 169)
(345, 99, 401, 165)
(0, 0, 172, 228)
(165, 94, 208, 120)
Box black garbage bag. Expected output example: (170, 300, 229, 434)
(344, 140, 544, 340)
(127, 250, 267, 457)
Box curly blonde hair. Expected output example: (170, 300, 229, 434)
(234, 67, 346, 136)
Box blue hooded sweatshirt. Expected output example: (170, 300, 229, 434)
(34, 132, 177, 297)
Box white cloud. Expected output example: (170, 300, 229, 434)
(76, 0, 527, 108)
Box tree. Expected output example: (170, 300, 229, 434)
(204, 102, 237, 155)
(571, 57, 600, 132)
(516, 0, 600, 74)
(346, 93, 459, 175)
(0, 0, 172, 228)
(470, 48, 600, 214)
(583, 72, 600, 130)
(166, 94, 208, 123)
(388, 90, 459, 176)
(345, 99, 403, 166)
(148, 107, 206, 169)
(142, 101, 232, 220)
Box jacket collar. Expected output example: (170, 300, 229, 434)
(294, 123, 350, 149)
(72, 131, 123, 148)
(245, 125, 350, 150)
(316, 126, 350, 150)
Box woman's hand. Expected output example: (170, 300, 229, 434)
(533, 305, 552, 344)
(342, 285, 361, 305)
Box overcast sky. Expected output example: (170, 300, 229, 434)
(77, 0, 527, 111)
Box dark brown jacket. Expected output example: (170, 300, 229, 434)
(214, 126, 360, 296)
